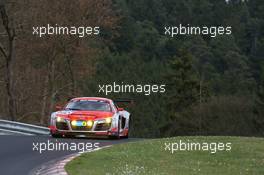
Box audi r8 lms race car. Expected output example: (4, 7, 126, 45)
(49, 97, 131, 139)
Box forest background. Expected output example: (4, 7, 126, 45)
(0, 0, 263, 138)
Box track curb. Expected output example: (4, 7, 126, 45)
(30, 146, 111, 175)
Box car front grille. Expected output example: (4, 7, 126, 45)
(71, 125, 92, 131)
(57, 120, 111, 132)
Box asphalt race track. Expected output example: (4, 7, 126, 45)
(0, 135, 134, 175)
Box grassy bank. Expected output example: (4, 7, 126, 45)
(65, 137, 264, 175)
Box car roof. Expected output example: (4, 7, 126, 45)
(71, 97, 112, 102)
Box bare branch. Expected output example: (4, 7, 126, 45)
(0, 42, 7, 58)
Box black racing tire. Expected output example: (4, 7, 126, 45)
(50, 130, 63, 138)
(51, 133, 62, 138)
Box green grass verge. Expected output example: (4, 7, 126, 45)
(65, 137, 264, 175)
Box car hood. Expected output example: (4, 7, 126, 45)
(56, 110, 114, 120)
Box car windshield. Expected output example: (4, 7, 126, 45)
(65, 100, 111, 112)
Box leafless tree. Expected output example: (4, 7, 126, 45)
(0, 0, 119, 125)
(0, 2, 16, 120)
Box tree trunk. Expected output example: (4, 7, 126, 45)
(64, 48, 75, 96)
(0, 4, 16, 121)
(40, 71, 49, 125)
(199, 74, 203, 134)
(48, 58, 56, 123)
(5, 38, 16, 121)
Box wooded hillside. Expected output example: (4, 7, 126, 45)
(0, 0, 263, 137)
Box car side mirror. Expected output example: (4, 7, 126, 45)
(55, 105, 63, 111)
(117, 107, 124, 111)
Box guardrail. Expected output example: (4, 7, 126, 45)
(0, 120, 49, 135)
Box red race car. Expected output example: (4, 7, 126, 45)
(49, 97, 131, 139)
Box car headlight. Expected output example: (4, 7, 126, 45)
(105, 118, 112, 124)
(71, 120, 77, 126)
(87, 120, 93, 127)
(56, 116, 66, 122)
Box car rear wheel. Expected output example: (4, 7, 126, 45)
(123, 133, 129, 139)
(123, 117, 130, 139)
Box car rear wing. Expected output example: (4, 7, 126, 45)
(113, 99, 134, 103)
(113, 99, 134, 107)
